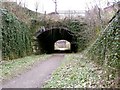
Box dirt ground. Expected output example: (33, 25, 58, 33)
(2, 54, 64, 88)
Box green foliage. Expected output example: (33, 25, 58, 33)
(2, 54, 51, 81)
(1, 9, 33, 60)
(87, 11, 120, 69)
(64, 20, 89, 51)
(43, 54, 114, 88)
(30, 19, 41, 34)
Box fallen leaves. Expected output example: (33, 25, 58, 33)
(43, 54, 117, 88)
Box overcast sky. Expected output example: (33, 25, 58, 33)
(10, 0, 119, 13)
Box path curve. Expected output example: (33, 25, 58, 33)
(3, 54, 64, 88)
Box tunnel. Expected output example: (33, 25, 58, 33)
(36, 27, 78, 54)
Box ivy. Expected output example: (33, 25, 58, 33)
(87, 10, 120, 70)
(64, 20, 89, 51)
(1, 9, 32, 60)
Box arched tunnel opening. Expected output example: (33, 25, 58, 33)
(36, 27, 78, 54)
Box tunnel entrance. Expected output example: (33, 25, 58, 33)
(36, 27, 78, 54)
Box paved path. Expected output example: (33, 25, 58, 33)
(3, 54, 64, 88)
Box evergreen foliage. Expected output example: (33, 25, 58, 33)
(64, 19, 89, 51)
(87, 10, 120, 70)
(1, 9, 32, 60)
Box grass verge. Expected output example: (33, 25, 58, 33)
(43, 54, 115, 88)
(2, 54, 51, 83)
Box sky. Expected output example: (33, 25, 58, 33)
(10, 0, 119, 13)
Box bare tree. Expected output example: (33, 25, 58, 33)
(52, 0, 57, 14)
(23, 0, 26, 8)
(18, 0, 22, 6)
(35, 1, 39, 18)
(84, 0, 111, 41)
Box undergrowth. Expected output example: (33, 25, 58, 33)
(2, 54, 51, 83)
(43, 54, 116, 88)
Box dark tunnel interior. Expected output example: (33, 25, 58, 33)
(36, 27, 78, 54)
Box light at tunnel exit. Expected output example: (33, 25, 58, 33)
(54, 40, 71, 51)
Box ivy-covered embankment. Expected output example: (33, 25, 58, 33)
(1, 9, 32, 60)
(86, 10, 120, 87)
